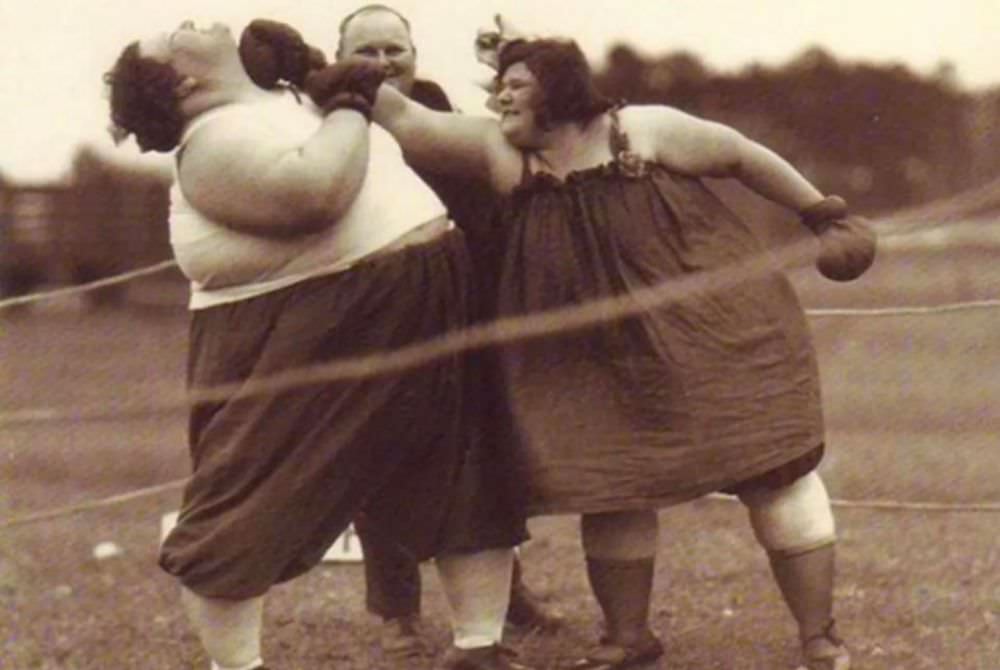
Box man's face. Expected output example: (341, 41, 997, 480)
(338, 11, 416, 95)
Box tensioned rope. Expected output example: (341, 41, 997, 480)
(4, 227, 1000, 429)
(0, 480, 189, 530)
(874, 173, 1000, 235)
(2, 252, 998, 319)
(0, 260, 179, 310)
(3, 173, 999, 315)
(807, 298, 1000, 318)
(2, 201, 1000, 525)
(3, 254, 998, 320)
(0, 236, 870, 427)
(2, 479, 998, 531)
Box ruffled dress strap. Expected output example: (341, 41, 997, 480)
(608, 105, 649, 178)
(518, 149, 534, 187)
(608, 105, 630, 157)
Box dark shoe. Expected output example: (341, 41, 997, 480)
(378, 614, 432, 660)
(566, 631, 664, 670)
(506, 583, 565, 632)
(437, 644, 535, 670)
(798, 620, 850, 670)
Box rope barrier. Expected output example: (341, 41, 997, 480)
(0, 403, 186, 426)
(0, 238, 814, 428)
(2, 241, 999, 427)
(875, 174, 1000, 234)
(0, 260, 179, 311)
(705, 493, 1000, 513)
(0, 479, 187, 530)
(2, 480, 997, 530)
(2, 176, 999, 316)
(4, 253, 999, 320)
(806, 297, 1000, 317)
(3, 199, 1000, 528)
(0, 237, 814, 427)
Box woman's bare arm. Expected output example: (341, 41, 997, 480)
(372, 84, 519, 192)
(631, 105, 824, 211)
(178, 109, 370, 236)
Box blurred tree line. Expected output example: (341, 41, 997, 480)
(0, 148, 169, 303)
(3, 44, 999, 301)
(594, 44, 999, 214)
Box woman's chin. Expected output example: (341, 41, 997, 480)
(500, 120, 533, 148)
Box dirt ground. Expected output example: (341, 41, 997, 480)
(2, 246, 999, 668)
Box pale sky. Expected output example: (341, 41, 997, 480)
(0, 0, 997, 183)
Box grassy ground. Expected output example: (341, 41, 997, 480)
(2, 241, 999, 668)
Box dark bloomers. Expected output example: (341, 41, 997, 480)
(104, 42, 185, 153)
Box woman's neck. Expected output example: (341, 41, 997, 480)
(532, 114, 612, 178)
(180, 81, 273, 121)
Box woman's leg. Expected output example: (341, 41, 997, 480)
(580, 510, 661, 653)
(739, 471, 849, 669)
(435, 547, 541, 669)
(180, 587, 265, 670)
(435, 547, 514, 649)
(507, 551, 565, 631)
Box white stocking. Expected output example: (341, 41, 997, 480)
(435, 548, 514, 649)
(180, 587, 263, 669)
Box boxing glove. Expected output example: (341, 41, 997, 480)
(239, 19, 326, 89)
(304, 59, 386, 120)
(799, 196, 877, 282)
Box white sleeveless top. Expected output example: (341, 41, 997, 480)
(169, 91, 447, 310)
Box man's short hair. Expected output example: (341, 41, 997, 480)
(338, 4, 412, 39)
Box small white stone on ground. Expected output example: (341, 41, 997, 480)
(93, 541, 123, 560)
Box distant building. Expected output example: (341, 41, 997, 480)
(1, 169, 171, 304)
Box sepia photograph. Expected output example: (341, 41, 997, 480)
(2, 2, 998, 668)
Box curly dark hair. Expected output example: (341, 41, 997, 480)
(497, 38, 612, 130)
(104, 42, 186, 153)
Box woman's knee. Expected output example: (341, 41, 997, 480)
(740, 471, 836, 557)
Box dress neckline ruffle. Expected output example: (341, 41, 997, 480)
(512, 105, 655, 196)
(511, 157, 658, 197)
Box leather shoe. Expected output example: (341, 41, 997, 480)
(378, 614, 431, 659)
(568, 631, 664, 669)
(798, 620, 850, 670)
(506, 583, 565, 632)
(437, 644, 534, 670)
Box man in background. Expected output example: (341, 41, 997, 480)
(336, 4, 564, 662)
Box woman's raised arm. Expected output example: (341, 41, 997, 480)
(372, 84, 516, 191)
(178, 108, 371, 236)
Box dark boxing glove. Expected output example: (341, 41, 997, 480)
(304, 59, 387, 121)
(239, 19, 327, 90)
(799, 195, 877, 282)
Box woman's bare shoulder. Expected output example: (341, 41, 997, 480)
(614, 104, 693, 161)
(618, 104, 701, 135)
(617, 104, 742, 176)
